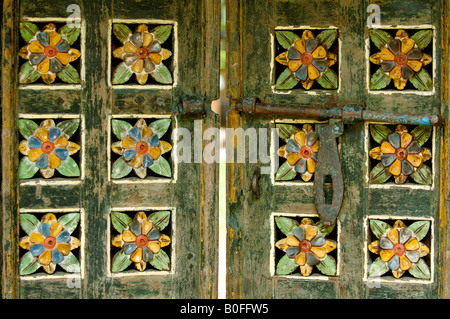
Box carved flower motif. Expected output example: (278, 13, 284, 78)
(369, 124, 432, 184)
(19, 119, 81, 179)
(111, 118, 172, 179)
(277, 124, 319, 182)
(112, 24, 173, 85)
(368, 220, 431, 279)
(112, 212, 171, 272)
(19, 213, 81, 275)
(275, 217, 336, 277)
(19, 23, 81, 84)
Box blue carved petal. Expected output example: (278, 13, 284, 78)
(48, 127, 61, 142)
(381, 154, 396, 167)
(142, 153, 153, 168)
(123, 242, 137, 255)
(38, 223, 50, 238)
(401, 65, 414, 79)
(295, 159, 307, 174)
(405, 250, 420, 263)
(286, 247, 300, 258)
(37, 32, 49, 47)
(312, 59, 327, 72)
(381, 61, 395, 72)
(402, 159, 414, 176)
(287, 47, 301, 60)
(285, 139, 300, 153)
(407, 48, 422, 60)
(123, 149, 137, 161)
(28, 136, 43, 149)
(293, 227, 305, 241)
(295, 64, 308, 81)
(129, 220, 142, 236)
(306, 38, 318, 53)
(29, 53, 45, 65)
(387, 39, 401, 55)
(128, 127, 142, 142)
(56, 230, 71, 243)
(148, 41, 162, 53)
(54, 148, 69, 160)
(149, 134, 160, 147)
(56, 39, 70, 53)
(130, 33, 143, 48)
(399, 228, 412, 244)
(311, 235, 325, 247)
(50, 58, 63, 74)
(52, 249, 64, 264)
(30, 244, 45, 257)
(380, 237, 394, 249)
(388, 255, 400, 270)
(388, 133, 401, 149)
(147, 227, 160, 241)
(406, 140, 421, 154)
(306, 132, 318, 146)
(35, 154, 49, 169)
(306, 251, 320, 266)
(142, 247, 154, 262)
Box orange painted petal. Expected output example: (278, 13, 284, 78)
(124, 41, 138, 53)
(369, 146, 382, 160)
(396, 30, 409, 39)
(28, 41, 45, 54)
(404, 237, 420, 250)
(393, 220, 407, 228)
(38, 249, 52, 266)
(310, 246, 326, 258)
(42, 213, 57, 224)
(407, 154, 423, 167)
(422, 53, 432, 66)
(401, 133, 413, 148)
(49, 31, 62, 46)
(389, 159, 402, 176)
(19, 236, 31, 250)
(381, 141, 396, 154)
(134, 212, 147, 223)
(370, 52, 381, 64)
(407, 60, 422, 72)
(418, 242, 430, 257)
(147, 240, 161, 254)
(399, 255, 412, 271)
(54, 135, 68, 148)
(310, 141, 319, 153)
(42, 73, 56, 84)
(286, 235, 300, 247)
(294, 39, 306, 54)
(302, 124, 314, 133)
(294, 131, 306, 147)
(112, 234, 123, 247)
(136, 73, 148, 85)
(326, 52, 337, 67)
(392, 268, 405, 278)
(300, 264, 313, 276)
(300, 218, 314, 226)
(130, 247, 143, 262)
(307, 158, 316, 174)
(288, 60, 302, 72)
(286, 152, 300, 166)
(35, 128, 49, 142)
(131, 59, 144, 73)
(70, 237, 81, 250)
(312, 45, 326, 59)
(69, 49, 81, 62)
(380, 249, 395, 262)
(56, 242, 71, 256)
(393, 78, 407, 90)
(307, 64, 320, 80)
(141, 220, 153, 235)
(323, 239, 336, 253)
(275, 238, 288, 251)
(37, 58, 50, 74)
(19, 140, 29, 155)
(305, 226, 317, 241)
(389, 65, 402, 80)
(136, 24, 148, 33)
(387, 229, 399, 245)
(160, 49, 172, 60)
(295, 252, 306, 266)
(129, 154, 142, 168)
(50, 222, 63, 237)
(113, 47, 125, 59)
(302, 30, 314, 41)
(28, 148, 43, 161)
(122, 230, 136, 242)
(401, 38, 414, 54)
(48, 153, 61, 169)
(160, 141, 172, 154)
(149, 52, 162, 64)
(30, 232, 45, 244)
(19, 46, 29, 59)
(143, 33, 153, 47)
(278, 145, 286, 158)
(159, 234, 171, 247)
(380, 48, 395, 61)
(122, 137, 137, 149)
(368, 240, 380, 254)
(67, 142, 80, 155)
(41, 120, 55, 129)
(275, 51, 288, 65)
(149, 147, 161, 160)
(142, 127, 153, 141)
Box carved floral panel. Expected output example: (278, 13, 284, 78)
(368, 219, 431, 280)
(111, 211, 172, 273)
(368, 29, 433, 91)
(274, 29, 338, 90)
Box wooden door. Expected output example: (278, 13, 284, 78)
(226, 0, 449, 298)
(1, 0, 220, 298)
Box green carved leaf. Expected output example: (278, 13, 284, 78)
(112, 250, 132, 273)
(275, 254, 299, 275)
(20, 252, 41, 276)
(151, 25, 173, 44)
(60, 24, 81, 45)
(59, 253, 81, 273)
(315, 220, 336, 236)
(151, 63, 173, 84)
(149, 250, 171, 271)
(112, 119, 133, 140)
(411, 29, 433, 50)
(275, 68, 300, 90)
(113, 24, 132, 43)
(369, 29, 393, 50)
(276, 124, 300, 142)
(149, 157, 172, 178)
(409, 69, 433, 91)
(58, 213, 80, 234)
(111, 157, 133, 179)
(316, 29, 338, 50)
(408, 258, 431, 280)
(19, 119, 38, 139)
(20, 214, 40, 235)
(369, 162, 392, 184)
(275, 30, 300, 50)
(19, 63, 41, 84)
(410, 125, 432, 146)
(408, 220, 430, 241)
(316, 68, 338, 89)
(57, 119, 80, 138)
(112, 62, 133, 84)
(111, 212, 132, 233)
(275, 161, 297, 181)
(410, 164, 433, 185)
(149, 118, 171, 138)
(316, 254, 337, 276)
(148, 211, 171, 231)
(370, 124, 392, 144)
(18, 157, 39, 179)
(368, 256, 389, 277)
(370, 68, 391, 90)
(370, 219, 391, 239)
(56, 157, 80, 177)
(275, 216, 299, 236)
(19, 22, 39, 42)
(57, 64, 81, 84)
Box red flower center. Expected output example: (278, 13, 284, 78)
(301, 52, 313, 65)
(300, 146, 313, 159)
(395, 147, 408, 161)
(41, 141, 55, 154)
(136, 141, 149, 155)
(393, 243, 406, 256)
(299, 239, 311, 253)
(44, 45, 58, 58)
(137, 47, 149, 59)
(135, 234, 149, 247)
(394, 53, 408, 67)
(43, 236, 56, 249)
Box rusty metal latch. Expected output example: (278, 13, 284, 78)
(178, 97, 206, 115)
